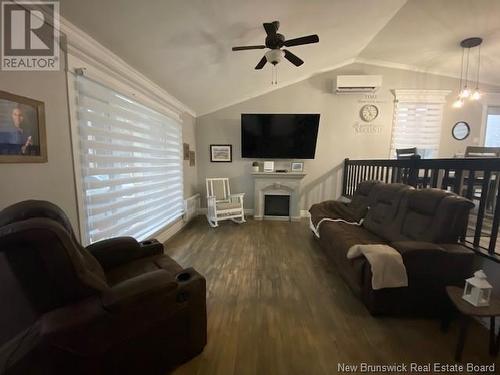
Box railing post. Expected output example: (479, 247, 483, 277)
(407, 155, 420, 187)
(342, 158, 349, 196)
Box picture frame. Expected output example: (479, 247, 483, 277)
(183, 143, 190, 160)
(210, 144, 232, 162)
(189, 151, 195, 166)
(291, 162, 304, 172)
(0, 90, 47, 163)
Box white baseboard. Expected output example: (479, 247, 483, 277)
(300, 210, 311, 218)
(155, 218, 186, 243)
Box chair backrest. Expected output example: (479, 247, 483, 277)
(0, 200, 108, 347)
(464, 146, 500, 158)
(206, 178, 231, 201)
(396, 147, 419, 160)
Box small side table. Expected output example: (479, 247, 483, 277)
(445, 286, 500, 361)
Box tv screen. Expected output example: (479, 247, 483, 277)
(241, 114, 320, 159)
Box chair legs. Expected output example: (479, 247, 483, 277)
(231, 216, 246, 224)
(206, 216, 218, 228)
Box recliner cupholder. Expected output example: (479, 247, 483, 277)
(141, 240, 153, 246)
(176, 272, 191, 282)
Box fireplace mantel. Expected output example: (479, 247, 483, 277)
(251, 172, 306, 221)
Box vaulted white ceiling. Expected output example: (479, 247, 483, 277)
(60, 0, 500, 115)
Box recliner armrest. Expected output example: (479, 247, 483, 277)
(101, 267, 206, 313)
(101, 270, 177, 311)
(86, 237, 163, 270)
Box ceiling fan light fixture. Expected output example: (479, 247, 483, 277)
(265, 49, 284, 65)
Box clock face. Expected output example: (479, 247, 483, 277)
(360, 104, 379, 122)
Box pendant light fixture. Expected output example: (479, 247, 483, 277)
(453, 37, 483, 108)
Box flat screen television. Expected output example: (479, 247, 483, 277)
(241, 113, 320, 159)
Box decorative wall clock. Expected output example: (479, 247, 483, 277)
(360, 104, 379, 122)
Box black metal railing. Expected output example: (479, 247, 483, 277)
(342, 157, 500, 262)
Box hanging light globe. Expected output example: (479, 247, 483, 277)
(459, 87, 471, 99)
(452, 98, 464, 108)
(471, 89, 482, 100)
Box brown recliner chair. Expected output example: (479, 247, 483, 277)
(0, 200, 206, 375)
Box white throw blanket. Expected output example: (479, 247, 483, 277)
(347, 244, 408, 290)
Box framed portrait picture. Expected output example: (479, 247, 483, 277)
(210, 144, 232, 162)
(0, 90, 47, 163)
(291, 162, 304, 172)
(183, 143, 190, 160)
(189, 151, 195, 166)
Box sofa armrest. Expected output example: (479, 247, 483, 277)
(86, 237, 163, 270)
(390, 241, 474, 287)
(390, 241, 447, 281)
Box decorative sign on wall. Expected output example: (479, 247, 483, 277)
(352, 94, 385, 134)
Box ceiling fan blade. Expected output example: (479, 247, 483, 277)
(255, 56, 267, 70)
(232, 45, 266, 51)
(263, 21, 279, 35)
(283, 34, 319, 47)
(283, 49, 304, 67)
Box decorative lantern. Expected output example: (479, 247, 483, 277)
(462, 270, 492, 307)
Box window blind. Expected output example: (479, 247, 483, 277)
(75, 75, 183, 244)
(390, 90, 449, 159)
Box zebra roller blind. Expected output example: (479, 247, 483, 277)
(390, 90, 450, 159)
(75, 75, 183, 244)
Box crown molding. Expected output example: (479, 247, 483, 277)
(59, 16, 196, 118)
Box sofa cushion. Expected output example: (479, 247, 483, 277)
(389, 189, 474, 243)
(362, 183, 412, 240)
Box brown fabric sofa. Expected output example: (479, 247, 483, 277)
(310, 181, 475, 316)
(0, 200, 206, 375)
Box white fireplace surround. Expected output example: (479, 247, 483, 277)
(252, 172, 306, 221)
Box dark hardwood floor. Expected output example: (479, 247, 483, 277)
(165, 217, 499, 375)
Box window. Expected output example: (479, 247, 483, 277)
(390, 90, 450, 158)
(74, 75, 183, 244)
(484, 106, 500, 146)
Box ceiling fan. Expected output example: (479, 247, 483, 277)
(232, 21, 319, 70)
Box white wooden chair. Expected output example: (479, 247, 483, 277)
(206, 178, 246, 228)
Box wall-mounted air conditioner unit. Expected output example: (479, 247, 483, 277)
(335, 75, 382, 93)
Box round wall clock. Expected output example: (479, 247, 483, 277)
(360, 104, 379, 122)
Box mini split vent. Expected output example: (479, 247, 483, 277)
(335, 75, 382, 93)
